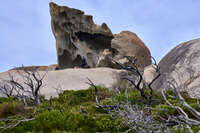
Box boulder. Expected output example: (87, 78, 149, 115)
(111, 31, 151, 68)
(143, 64, 157, 84)
(50, 2, 151, 69)
(154, 38, 200, 98)
(0, 68, 127, 99)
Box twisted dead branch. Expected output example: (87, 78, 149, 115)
(0, 81, 16, 98)
(86, 78, 99, 104)
(0, 106, 42, 131)
(88, 57, 200, 132)
(113, 56, 160, 102)
(0, 116, 34, 130)
(0, 66, 47, 106)
(86, 78, 173, 132)
(161, 80, 200, 133)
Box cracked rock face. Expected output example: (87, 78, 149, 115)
(50, 2, 151, 69)
(154, 38, 200, 98)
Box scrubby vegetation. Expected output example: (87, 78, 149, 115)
(0, 86, 199, 133)
(0, 86, 122, 133)
(0, 57, 199, 132)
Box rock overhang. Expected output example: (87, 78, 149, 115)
(49, 2, 151, 70)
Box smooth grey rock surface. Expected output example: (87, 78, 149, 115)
(154, 38, 200, 98)
(0, 68, 127, 99)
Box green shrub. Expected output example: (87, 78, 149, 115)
(3, 87, 122, 133)
(1, 86, 199, 133)
(32, 110, 65, 132)
(0, 97, 18, 103)
(58, 86, 108, 104)
(0, 102, 25, 118)
(8, 110, 121, 133)
(192, 125, 200, 133)
(153, 104, 177, 118)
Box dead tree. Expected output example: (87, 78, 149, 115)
(0, 67, 47, 106)
(86, 78, 117, 109)
(113, 56, 160, 102)
(86, 57, 188, 132)
(0, 107, 41, 131)
(0, 81, 16, 98)
(0, 68, 47, 130)
(86, 78, 99, 104)
(86, 79, 172, 133)
(161, 80, 200, 133)
(0, 116, 34, 130)
(86, 57, 199, 132)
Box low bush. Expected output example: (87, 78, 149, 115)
(1, 86, 123, 133)
(0, 97, 18, 104)
(0, 102, 26, 118)
(1, 86, 199, 133)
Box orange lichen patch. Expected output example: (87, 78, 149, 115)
(49, 64, 58, 68)
(10, 66, 47, 71)
(48, 64, 58, 70)
(9, 64, 58, 71)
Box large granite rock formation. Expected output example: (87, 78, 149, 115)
(50, 2, 113, 69)
(50, 2, 151, 69)
(0, 68, 127, 99)
(111, 31, 151, 68)
(154, 38, 200, 98)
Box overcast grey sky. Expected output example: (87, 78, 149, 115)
(0, 0, 200, 72)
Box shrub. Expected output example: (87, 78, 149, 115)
(154, 104, 177, 118)
(2, 87, 123, 133)
(2, 86, 199, 133)
(7, 110, 122, 133)
(0, 97, 18, 103)
(0, 102, 25, 118)
(51, 86, 112, 110)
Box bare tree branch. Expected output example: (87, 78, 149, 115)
(113, 56, 160, 102)
(0, 116, 34, 130)
(0, 66, 48, 106)
(86, 78, 99, 104)
(0, 81, 16, 97)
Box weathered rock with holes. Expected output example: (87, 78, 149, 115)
(50, 2, 113, 69)
(96, 49, 116, 67)
(50, 2, 151, 69)
(154, 38, 200, 98)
